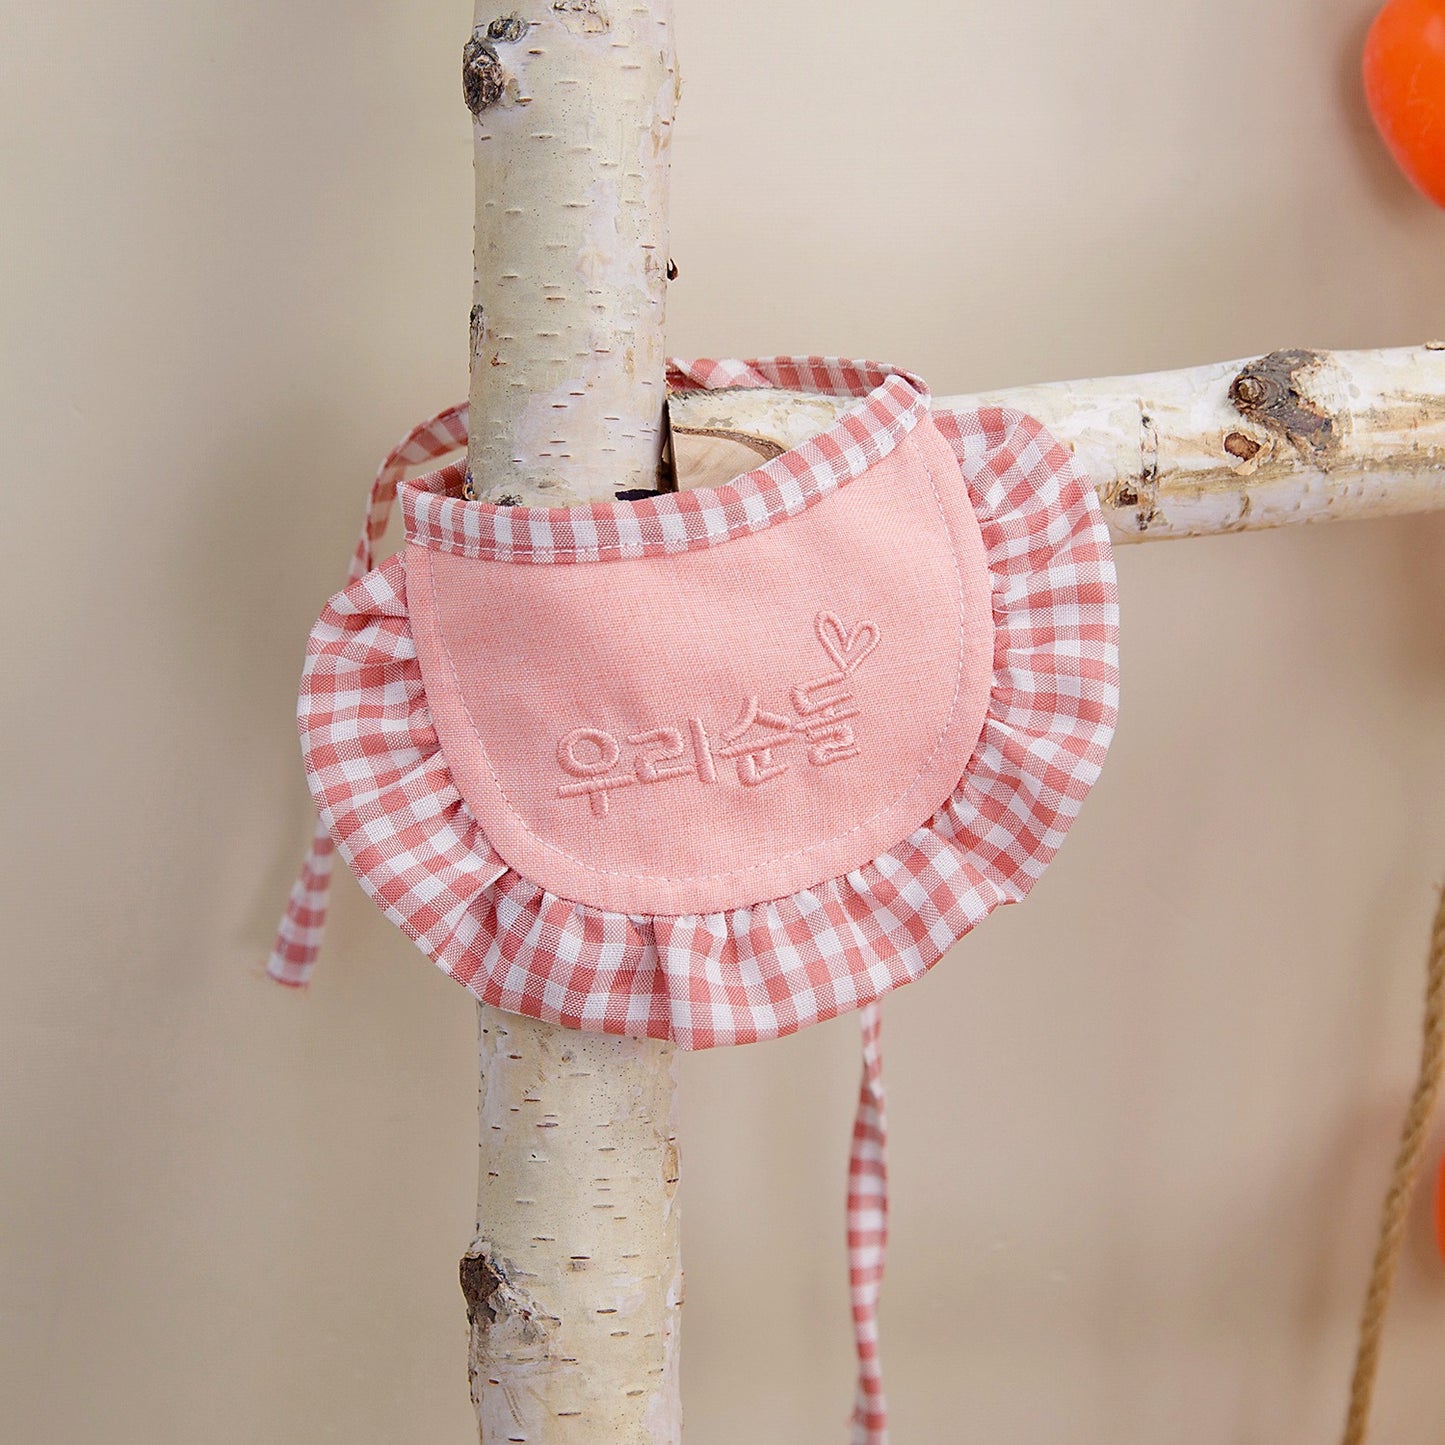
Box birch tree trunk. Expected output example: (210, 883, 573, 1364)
(458, 4, 683, 1441)
(463, 0, 676, 505)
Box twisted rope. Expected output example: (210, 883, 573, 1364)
(1341, 884, 1445, 1445)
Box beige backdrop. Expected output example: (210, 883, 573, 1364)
(5, 2, 1445, 1441)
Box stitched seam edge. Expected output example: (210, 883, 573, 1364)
(402, 391, 927, 562)
(421, 428, 979, 887)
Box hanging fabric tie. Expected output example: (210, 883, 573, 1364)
(269, 357, 1121, 1439)
(849, 1001, 889, 1444)
(268, 401, 469, 986)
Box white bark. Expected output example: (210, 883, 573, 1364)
(669, 344, 1445, 541)
(465, 1016, 682, 1442)
(464, 0, 678, 504)
(460, 4, 682, 1441)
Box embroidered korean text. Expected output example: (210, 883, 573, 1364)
(556, 611, 882, 815)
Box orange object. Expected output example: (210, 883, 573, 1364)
(1363, 0, 1445, 207)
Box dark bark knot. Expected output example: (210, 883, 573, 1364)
(460, 1250, 505, 1327)
(1229, 349, 1337, 458)
(1112, 412, 1159, 528)
(487, 13, 529, 43)
(1223, 431, 1262, 462)
(461, 1246, 558, 1352)
(553, 0, 611, 34)
(463, 32, 508, 115)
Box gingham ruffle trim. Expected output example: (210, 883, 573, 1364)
(271, 358, 1120, 1049)
(399, 358, 930, 562)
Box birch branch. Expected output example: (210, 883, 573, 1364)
(670, 344, 1445, 541)
(459, 4, 682, 1442)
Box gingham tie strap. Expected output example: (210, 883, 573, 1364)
(267, 401, 469, 988)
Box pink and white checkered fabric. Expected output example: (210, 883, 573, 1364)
(850, 1002, 888, 1443)
(268, 357, 1119, 1443)
(266, 820, 334, 987)
(401, 359, 926, 563)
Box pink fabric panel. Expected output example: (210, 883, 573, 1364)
(406, 417, 994, 916)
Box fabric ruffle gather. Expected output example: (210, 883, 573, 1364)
(269, 357, 1120, 1051)
(267, 355, 1119, 1445)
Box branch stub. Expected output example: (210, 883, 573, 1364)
(487, 13, 529, 42)
(1229, 349, 1337, 457)
(463, 32, 508, 115)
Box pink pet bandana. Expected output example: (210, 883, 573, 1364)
(270, 357, 1120, 1441)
